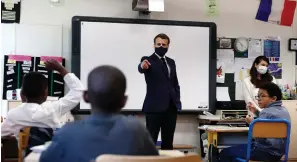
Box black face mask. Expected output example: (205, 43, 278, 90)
(155, 47, 168, 57)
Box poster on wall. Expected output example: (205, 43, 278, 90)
(248, 39, 262, 59)
(264, 39, 280, 63)
(206, 0, 219, 16)
(34, 56, 66, 98)
(234, 58, 254, 82)
(268, 63, 282, 79)
(2, 55, 34, 100)
(1, 0, 21, 23)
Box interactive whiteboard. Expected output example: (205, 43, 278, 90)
(71, 16, 216, 114)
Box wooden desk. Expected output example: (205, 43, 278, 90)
(197, 115, 247, 159)
(156, 144, 196, 153)
(198, 115, 246, 123)
(199, 126, 249, 147)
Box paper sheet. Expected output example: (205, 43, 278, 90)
(206, 0, 219, 16)
(248, 39, 262, 59)
(235, 81, 244, 100)
(148, 0, 164, 12)
(234, 58, 254, 81)
(216, 87, 231, 101)
(217, 49, 235, 73)
(216, 76, 225, 83)
(264, 39, 280, 62)
(268, 63, 282, 79)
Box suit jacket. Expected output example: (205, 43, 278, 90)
(138, 54, 181, 113)
(39, 114, 159, 162)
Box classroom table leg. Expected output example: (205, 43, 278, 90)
(212, 132, 218, 147)
(207, 132, 218, 147)
(208, 132, 219, 162)
(207, 132, 213, 148)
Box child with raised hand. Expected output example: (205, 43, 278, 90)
(1, 59, 84, 137)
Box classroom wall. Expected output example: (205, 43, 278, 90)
(1, 0, 297, 151)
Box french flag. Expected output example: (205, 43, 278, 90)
(256, 0, 296, 26)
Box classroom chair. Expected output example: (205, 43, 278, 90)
(25, 127, 54, 156)
(1, 136, 19, 162)
(236, 119, 291, 162)
(18, 127, 31, 162)
(95, 154, 202, 162)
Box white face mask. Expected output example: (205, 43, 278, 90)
(257, 65, 268, 74)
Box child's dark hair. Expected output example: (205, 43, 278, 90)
(87, 65, 126, 113)
(22, 72, 48, 98)
(259, 82, 282, 101)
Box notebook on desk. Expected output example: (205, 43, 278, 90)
(198, 125, 249, 131)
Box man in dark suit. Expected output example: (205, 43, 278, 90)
(138, 33, 181, 150)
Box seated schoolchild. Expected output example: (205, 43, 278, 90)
(40, 65, 159, 162)
(219, 82, 291, 162)
(1, 60, 84, 137)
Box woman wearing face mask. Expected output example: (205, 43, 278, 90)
(242, 56, 277, 114)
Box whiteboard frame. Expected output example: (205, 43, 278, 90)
(71, 16, 217, 115)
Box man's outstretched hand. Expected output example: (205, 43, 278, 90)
(141, 59, 151, 70)
(45, 59, 68, 77)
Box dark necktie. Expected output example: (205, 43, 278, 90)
(161, 58, 169, 77)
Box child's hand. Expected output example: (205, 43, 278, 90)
(245, 115, 254, 124)
(247, 102, 257, 113)
(45, 59, 68, 76)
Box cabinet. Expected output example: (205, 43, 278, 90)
(281, 100, 297, 160)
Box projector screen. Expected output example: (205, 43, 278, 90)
(71, 16, 216, 114)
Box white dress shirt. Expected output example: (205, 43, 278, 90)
(1, 73, 84, 137)
(242, 76, 277, 111)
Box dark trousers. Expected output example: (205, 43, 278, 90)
(145, 101, 177, 150)
(25, 127, 53, 156)
(219, 144, 282, 162)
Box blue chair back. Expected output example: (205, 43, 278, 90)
(246, 119, 291, 161)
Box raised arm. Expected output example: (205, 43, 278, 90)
(32, 60, 84, 121)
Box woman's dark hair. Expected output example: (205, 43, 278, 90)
(250, 56, 273, 88)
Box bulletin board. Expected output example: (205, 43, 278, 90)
(2, 55, 35, 99)
(216, 37, 281, 101)
(35, 56, 66, 98)
(1, 24, 63, 117)
(2, 55, 66, 100)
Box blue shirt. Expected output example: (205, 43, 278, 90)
(39, 114, 159, 162)
(255, 101, 291, 157)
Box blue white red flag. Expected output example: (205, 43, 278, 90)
(256, 0, 296, 26)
